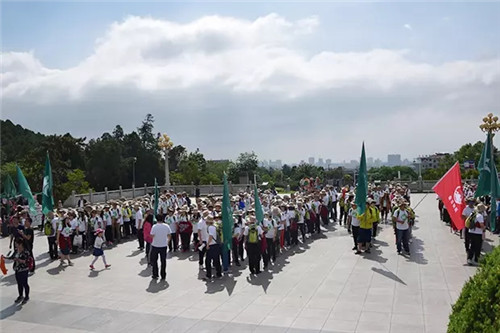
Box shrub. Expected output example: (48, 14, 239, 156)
(448, 245, 500, 333)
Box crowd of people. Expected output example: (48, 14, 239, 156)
(1, 179, 495, 305)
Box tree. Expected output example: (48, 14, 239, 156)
(113, 125, 124, 140)
(137, 113, 157, 151)
(235, 152, 259, 181)
(60, 169, 92, 201)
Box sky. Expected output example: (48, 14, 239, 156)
(1, 1, 500, 163)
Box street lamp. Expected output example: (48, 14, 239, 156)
(480, 113, 500, 135)
(158, 133, 174, 187)
(132, 157, 137, 187)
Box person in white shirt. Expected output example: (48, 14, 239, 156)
(150, 216, 172, 280)
(110, 202, 122, 243)
(103, 206, 113, 245)
(393, 201, 410, 255)
(197, 211, 209, 268)
(204, 215, 222, 280)
(348, 203, 361, 251)
(69, 212, 80, 254)
(232, 213, 243, 266)
(165, 208, 178, 252)
(263, 212, 277, 264)
(244, 216, 264, 274)
(312, 196, 322, 234)
(135, 204, 144, 250)
(297, 202, 306, 243)
(45, 212, 59, 260)
(467, 204, 486, 265)
(462, 198, 475, 254)
(89, 229, 110, 270)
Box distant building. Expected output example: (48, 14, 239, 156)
(417, 153, 450, 170)
(318, 158, 324, 167)
(387, 154, 402, 166)
(308, 157, 315, 165)
(367, 157, 374, 166)
(325, 159, 332, 166)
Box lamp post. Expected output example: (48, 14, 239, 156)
(479, 113, 500, 232)
(158, 133, 174, 187)
(132, 157, 137, 187)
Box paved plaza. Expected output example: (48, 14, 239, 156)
(1, 194, 498, 333)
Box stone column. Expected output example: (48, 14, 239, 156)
(104, 187, 109, 202)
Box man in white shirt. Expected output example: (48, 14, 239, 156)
(330, 187, 338, 222)
(467, 204, 485, 265)
(46, 211, 59, 260)
(110, 202, 122, 243)
(462, 198, 475, 254)
(135, 204, 144, 250)
(150, 216, 172, 280)
(197, 211, 209, 268)
(204, 215, 222, 280)
(393, 201, 410, 255)
(263, 212, 277, 264)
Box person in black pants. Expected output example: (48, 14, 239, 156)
(149, 217, 171, 280)
(467, 205, 485, 265)
(204, 216, 222, 279)
(20, 218, 35, 272)
(245, 218, 263, 274)
(12, 239, 30, 304)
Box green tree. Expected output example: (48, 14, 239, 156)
(60, 169, 92, 200)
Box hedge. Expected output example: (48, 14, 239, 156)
(448, 245, 500, 333)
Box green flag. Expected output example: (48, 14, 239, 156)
(42, 152, 54, 214)
(254, 185, 264, 224)
(354, 142, 368, 215)
(153, 178, 159, 223)
(16, 165, 36, 216)
(474, 132, 500, 231)
(222, 173, 234, 252)
(3, 174, 17, 199)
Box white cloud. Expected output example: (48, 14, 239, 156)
(404, 23, 412, 31)
(1, 14, 499, 161)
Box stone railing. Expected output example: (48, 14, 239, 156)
(63, 183, 254, 207)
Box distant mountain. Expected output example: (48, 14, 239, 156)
(1, 119, 46, 164)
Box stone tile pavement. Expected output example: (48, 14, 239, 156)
(1, 194, 498, 332)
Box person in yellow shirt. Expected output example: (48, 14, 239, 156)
(356, 199, 375, 254)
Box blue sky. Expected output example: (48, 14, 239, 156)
(3, 2, 499, 68)
(2, 1, 499, 162)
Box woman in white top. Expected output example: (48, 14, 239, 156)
(467, 204, 486, 265)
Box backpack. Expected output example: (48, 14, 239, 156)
(44, 221, 54, 236)
(247, 225, 259, 244)
(465, 212, 477, 229)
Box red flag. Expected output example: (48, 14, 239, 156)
(432, 162, 465, 230)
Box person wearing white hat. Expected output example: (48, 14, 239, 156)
(467, 204, 486, 265)
(90, 229, 110, 270)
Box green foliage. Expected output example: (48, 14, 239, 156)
(60, 169, 92, 200)
(448, 246, 500, 333)
(368, 166, 417, 181)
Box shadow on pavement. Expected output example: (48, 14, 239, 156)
(146, 279, 169, 293)
(0, 303, 23, 320)
(372, 266, 407, 285)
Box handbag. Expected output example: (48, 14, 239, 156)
(73, 234, 83, 247)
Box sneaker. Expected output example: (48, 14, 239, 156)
(352, 246, 357, 251)
(68, 261, 74, 266)
(405, 251, 411, 256)
(90, 265, 95, 270)
(365, 249, 371, 254)
(14, 296, 23, 303)
(105, 264, 111, 269)
(21, 297, 29, 304)
(467, 259, 473, 265)
(355, 250, 362, 255)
